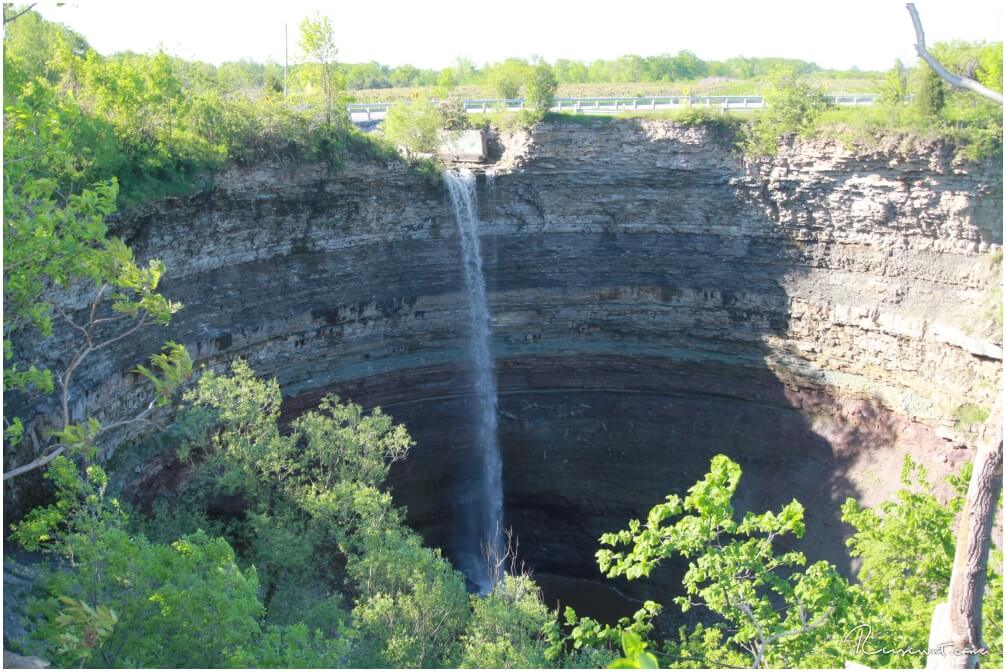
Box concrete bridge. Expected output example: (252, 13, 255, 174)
(347, 94, 880, 122)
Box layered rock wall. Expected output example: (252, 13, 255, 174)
(7, 120, 1002, 602)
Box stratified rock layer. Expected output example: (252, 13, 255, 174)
(7, 120, 1002, 607)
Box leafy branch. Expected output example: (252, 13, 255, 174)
(596, 455, 850, 668)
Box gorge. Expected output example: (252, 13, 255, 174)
(7, 117, 1002, 623)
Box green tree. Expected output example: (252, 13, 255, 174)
(11, 457, 263, 668)
(554, 58, 589, 83)
(914, 61, 946, 116)
(436, 67, 458, 98)
(488, 58, 531, 100)
(148, 360, 484, 668)
(543, 601, 662, 668)
(459, 574, 552, 668)
(452, 56, 477, 85)
(526, 62, 558, 114)
(348, 523, 471, 667)
(299, 12, 343, 124)
(168, 361, 412, 609)
(3, 75, 190, 480)
(880, 59, 909, 106)
(743, 68, 832, 157)
(383, 99, 442, 155)
(227, 622, 351, 668)
(977, 43, 1003, 93)
(597, 455, 851, 668)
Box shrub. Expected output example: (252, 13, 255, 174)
(437, 96, 471, 130)
(11, 458, 264, 668)
(913, 62, 946, 117)
(487, 59, 531, 100)
(382, 99, 442, 154)
(952, 402, 991, 428)
(742, 68, 831, 157)
(526, 62, 558, 113)
(460, 575, 552, 668)
(879, 59, 909, 106)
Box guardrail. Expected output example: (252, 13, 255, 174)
(346, 94, 881, 122)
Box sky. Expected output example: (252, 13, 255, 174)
(33, 0, 1004, 72)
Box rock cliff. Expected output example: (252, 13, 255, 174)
(7, 119, 1001, 612)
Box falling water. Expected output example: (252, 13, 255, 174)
(444, 168, 503, 594)
(485, 168, 497, 214)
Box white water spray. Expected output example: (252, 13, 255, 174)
(444, 168, 503, 593)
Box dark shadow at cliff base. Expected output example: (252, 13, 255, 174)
(307, 351, 919, 628)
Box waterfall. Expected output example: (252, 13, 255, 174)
(444, 168, 503, 594)
(485, 168, 496, 214)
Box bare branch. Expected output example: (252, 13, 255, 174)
(53, 303, 87, 336)
(2, 151, 46, 166)
(86, 284, 109, 338)
(95, 400, 157, 437)
(2, 444, 66, 481)
(763, 606, 835, 645)
(90, 315, 148, 352)
(3, 3, 37, 25)
(906, 3, 1003, 105)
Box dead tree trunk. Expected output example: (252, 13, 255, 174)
(926, 410, 1003, 668)
(906, 3, 1004, 105)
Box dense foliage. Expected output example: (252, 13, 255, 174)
(3, 11, 195, 480)
(807, 43, 1003, 160)
(10, 379, 1002, 668)
(742, 68, 834, 157)
(598, 455, 851, 668)
(383, 99, 443, 154)
(2, 8, 381, 206)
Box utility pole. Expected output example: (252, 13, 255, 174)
(284, 23, 288, 98)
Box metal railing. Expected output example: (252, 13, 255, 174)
(346, 94, 881, 121)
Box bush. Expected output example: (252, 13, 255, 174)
(952, 402, 991, 428)
(437, 96, 471, 130)
(487, 59, 532, 100)
(382, 99, 442, 154)
(526, 63, 558, 113)
(879, 59, 909, 106)
(460, 574, 552, 668)
(12, 458, 264, 668)
(913, 64, 946, 117)
(742, 69, 832, 157)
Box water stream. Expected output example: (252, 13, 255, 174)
(443, 168, 503, 593)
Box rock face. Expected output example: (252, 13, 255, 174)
(7, 119, 1002, 613)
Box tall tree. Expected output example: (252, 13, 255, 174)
(298, 12, 341, 124)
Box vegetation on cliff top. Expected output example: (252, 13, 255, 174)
(2, 9, 400, 207)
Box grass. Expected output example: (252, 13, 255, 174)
(807, 100, 1003, 161)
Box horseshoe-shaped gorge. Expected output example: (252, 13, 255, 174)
(7, 118, 1001, 623)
